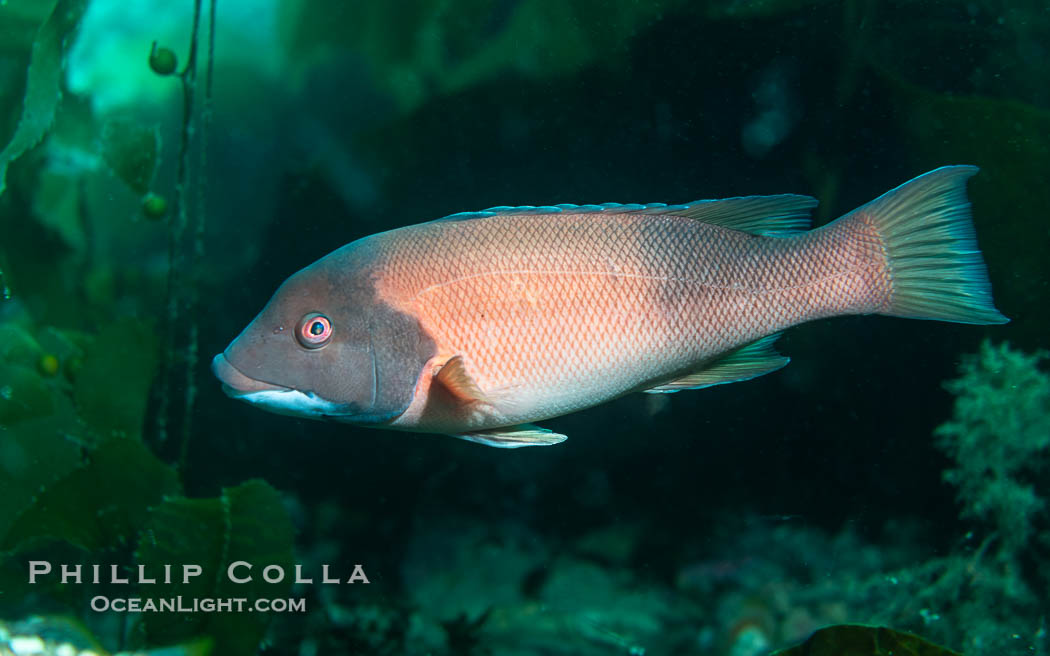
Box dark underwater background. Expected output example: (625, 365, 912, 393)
(0, 1, 1048, 655)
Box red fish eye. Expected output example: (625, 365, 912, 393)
(297, 313, 332, 349)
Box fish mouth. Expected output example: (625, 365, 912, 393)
(211, 352, 356, 419)
(211, 352, 289, 397)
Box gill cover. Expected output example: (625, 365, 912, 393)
(219, 240, 434, 424)
(359, 299, 436, 422)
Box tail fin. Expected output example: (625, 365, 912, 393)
(857, 166, 1008, 325)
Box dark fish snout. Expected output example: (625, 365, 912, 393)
(211, 353, 286, 395)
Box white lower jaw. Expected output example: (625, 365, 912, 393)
(232, 388, 348, 419)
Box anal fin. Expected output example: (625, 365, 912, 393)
(450, 424, 568, 449)
(644, 333, 789, 393)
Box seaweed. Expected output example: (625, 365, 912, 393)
(0, 360, 55, 425)
(0, 406, 82, 545)
(0, 319, 170, 554)
(279, 0, 691, 113)
(0, 615, 214, 656)
(0, 315, 292, 654)
(74, 318, 159, 440)
(100, 118, 161, 198)
(1, 438, 180, 552)
(152, 0, 216, 473)
(0, 262, 9, 300)
(772, 624, 962, 656)
(0, 322, 89, 548)
(936, 341, 1050, 556)
(442, 608, 492, 655)
(2, 0, 217, 472)
(0, 316, 295, 654)
(0, 0, 88, 198)
(832, 341, 1050, 654)
(134, 480, 295, 656)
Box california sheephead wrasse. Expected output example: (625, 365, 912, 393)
(213, 166, 1007, 448)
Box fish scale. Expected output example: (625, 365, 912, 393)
(374, 209, 884, 430)
(214, 166, 1007, 447)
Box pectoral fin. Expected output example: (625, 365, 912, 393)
(450, 424, 568, 448)
(434, 355, 491, 404)
(644, 333, 789, 393)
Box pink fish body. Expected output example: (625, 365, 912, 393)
(213, 166, 1006, 447)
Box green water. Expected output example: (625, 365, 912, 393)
(0, 1, 1047, 654)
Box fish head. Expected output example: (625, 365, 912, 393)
(212, 243, 434, 425)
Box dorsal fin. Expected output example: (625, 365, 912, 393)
(434, 195, 816, 235)
(658, 195, 816, 234)
(643, 333, 790, 393)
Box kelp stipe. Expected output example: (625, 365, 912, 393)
(150, 0, 217, 472)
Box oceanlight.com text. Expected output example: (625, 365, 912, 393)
(90, 596, 307, 613)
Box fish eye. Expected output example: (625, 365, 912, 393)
(296, 313, 332, 349)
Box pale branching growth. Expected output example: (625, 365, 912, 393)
(935, 340, 1050, 557)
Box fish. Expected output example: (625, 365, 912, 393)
(212, 166, 1007, 448)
